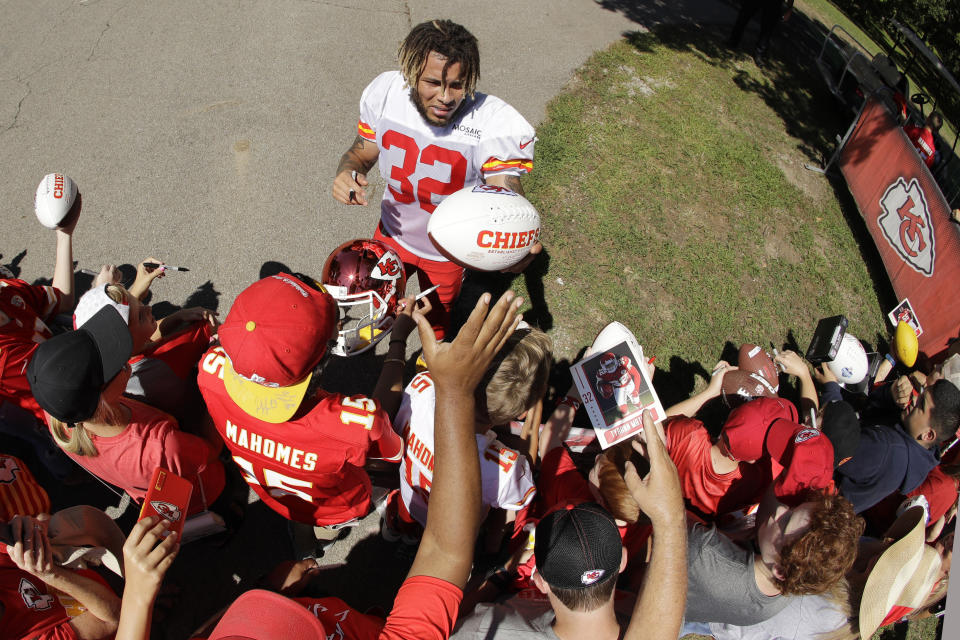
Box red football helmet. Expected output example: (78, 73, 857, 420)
(599, 352, 619, 374)
(321, 238, 407, 356)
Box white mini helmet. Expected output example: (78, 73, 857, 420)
(827, 333, 868, 385)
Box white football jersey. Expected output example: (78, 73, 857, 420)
(358, 71, 536, 260)
(393, 371, 537, 526)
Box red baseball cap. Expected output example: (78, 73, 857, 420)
(219, 274, 338, 424)
(721, 397, 798, 462)
(207, 589, 326, 639)
(766, 418, 835, 504)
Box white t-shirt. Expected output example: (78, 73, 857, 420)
(358, 71, 536, 259)
(393, 371, 537, 525)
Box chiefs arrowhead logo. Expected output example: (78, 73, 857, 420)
(878, 177, 935, 277)
(0, 457, 21, 484)
(471, 184, 517, 196)
(371, 252, 403, 281)
(581, 569, 606, 585)
(151, 500, 183, 523)
(794, 429, 820, 444)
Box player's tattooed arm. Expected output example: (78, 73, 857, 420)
(333, 135, 380, 205)
(484, 173, 525, 195)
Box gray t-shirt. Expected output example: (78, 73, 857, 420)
(451, 589, 633, 639)
(685, 524, 791, 626)
(708, 593, 848, 640)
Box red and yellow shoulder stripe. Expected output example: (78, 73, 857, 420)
(482, 157, 533, 174)
(357, 119, 376, 142)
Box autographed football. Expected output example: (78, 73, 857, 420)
(737, 344, 780, 392)
(826, 333, 868, 386)
(427, 184, 541, 271)
(721, 369, 778, 408)
(34, 173, 78, 229)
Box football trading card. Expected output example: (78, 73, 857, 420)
(887, 298, 923, 337)
(138, 468, 193, 538)
(571, 334, 665, 449)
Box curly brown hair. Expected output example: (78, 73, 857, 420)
(398, 19, 480, 98)
(776, 491, 864, 596)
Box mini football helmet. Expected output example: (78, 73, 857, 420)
(321, 238, 407, 357)
(599, 352, 619, 374)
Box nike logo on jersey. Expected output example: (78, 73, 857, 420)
(519, 138, 535, 149)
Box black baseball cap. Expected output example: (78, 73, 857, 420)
(535, 502, 622, 589)
(26, 306, 132, 423)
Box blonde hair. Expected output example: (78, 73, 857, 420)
(482, 328, 553, 425)
(104, 284, 129, 305)
(49, 397, 125, 457)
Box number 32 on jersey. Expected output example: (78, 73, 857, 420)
(382, 130, 466, 213)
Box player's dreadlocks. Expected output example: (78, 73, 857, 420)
(398, 19, 480, 98)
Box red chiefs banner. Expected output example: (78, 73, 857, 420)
(839, 96, 960, 356)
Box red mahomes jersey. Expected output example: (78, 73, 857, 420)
(358, 71, 535, 260)
(664, 416, 744, 520)
(0, 279, 64, 421)
(197, 346, 402, 526)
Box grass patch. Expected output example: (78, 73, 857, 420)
(518, 25, 889, 386)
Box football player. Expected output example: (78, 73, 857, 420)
(332, 19, 541, 337)
(595, 352, 644, 414)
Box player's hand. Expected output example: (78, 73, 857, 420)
(501, 241, 542, 274)
(122, 516, 179, 605)
(55, 192, 82, 236)
(415, 290, 522, 394)
(6, 514, 56, 580)
(812, 362, 838, 385)
(393, 295, 431, 343)
(774, 350, 809, 378)
(333, 169, 368, 206)
(705, 360, 736, 397)
(93, 264, 122, 287)
(624, 411, 684, 528)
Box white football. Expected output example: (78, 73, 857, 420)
(34, 173, 78, 229)
(827, 332, 868, 385)
(428, 185, 541, 271)
(591, 321, 638, 353)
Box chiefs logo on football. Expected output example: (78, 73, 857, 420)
(877, 177, 935, 276)
(151, 500, 183, 523)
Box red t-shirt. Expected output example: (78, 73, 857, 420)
(51, 398, 225, 515)
(904, 124, 936, 167)
(197, 345, 403, 525)
(0, 279, 64, 422)
(0, 551, 113, 640)
(664, 416, 743, 519)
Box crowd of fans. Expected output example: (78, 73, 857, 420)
(3, 17, 959, 640)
